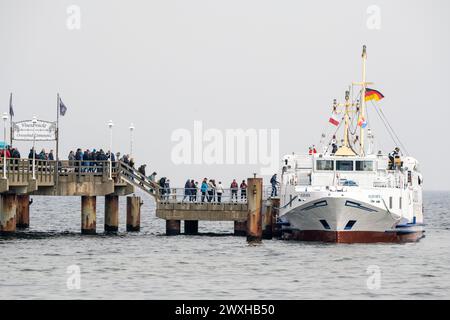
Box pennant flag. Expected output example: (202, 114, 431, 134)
(329, 114, 340, 126)
(365, 88, 384, 102)
(59, 97, 67, 116)
(9, 93, 14, 117)
(358, 116, 368, 128)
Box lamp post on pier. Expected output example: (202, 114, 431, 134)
(129, 123, 135, 159)
(32, 116, 37, 180)
(2, 112, 8, 179)
(108, 120, 114, 180)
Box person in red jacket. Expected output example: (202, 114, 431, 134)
(230, 179, 238, 202)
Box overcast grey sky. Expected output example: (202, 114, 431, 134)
(1, 0, 449, 190)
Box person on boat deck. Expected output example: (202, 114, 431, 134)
(270, 174, 279, 197)
(308, 146, 317, 155)
(331, 143, 338, 155)
(389, 147, 400, 170)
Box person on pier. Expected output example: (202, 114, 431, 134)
(230, 179, 238, 202)
(240, 180, 248, 201)
(200, 178, 208, 203)
(216, 181, 224, 203)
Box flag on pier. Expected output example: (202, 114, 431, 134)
(9, 93, 14, 117)
(365, 88, 384, 102)
(59, 97, 67, 116)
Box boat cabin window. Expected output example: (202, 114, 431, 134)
(316, 160, 334, 171)
(356, 161, 374, 171)
(336, 160, 354, 171)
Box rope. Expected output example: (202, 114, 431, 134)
(371, 101, 409, 155)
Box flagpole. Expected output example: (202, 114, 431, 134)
(360, 45, 367, 156)
(9, 93, 13, 146)
(56, 93, 60, 188)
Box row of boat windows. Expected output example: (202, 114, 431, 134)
(316, 160, 374, 172)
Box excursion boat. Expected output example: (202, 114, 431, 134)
(278, 46, 424, 243)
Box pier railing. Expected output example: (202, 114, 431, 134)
(1, 158, 279, 202)
(157, 187, 249, 204)
(3, 158, 56, 185)
(1, 158, 121, 186)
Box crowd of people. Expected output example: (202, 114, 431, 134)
(159, 178, 249, 203)
(0, 145, 21, 159)
(1, 145, 281, 202)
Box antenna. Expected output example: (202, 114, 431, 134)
(360, 45, 368, 156)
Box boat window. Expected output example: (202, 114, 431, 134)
(389, 197, 393, 209)
(336, 160, 354, 171)
(316, 160, 334, 171)
(355, 161, 374, 171)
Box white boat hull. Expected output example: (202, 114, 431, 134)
(280, 196, 424, 243)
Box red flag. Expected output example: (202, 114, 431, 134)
(329, 115, 340, 126)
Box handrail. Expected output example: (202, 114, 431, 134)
(155, 187, 249, 204)
(117, 161, 160, 197)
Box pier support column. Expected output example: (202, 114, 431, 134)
(0, 194, 17, 234)
(81, 196, 96, 235)
(126, 196, 141, 232)
(166, 220, 181, 236)
(270, 198, 281, 238)
(262, 203, 273, 240)
(234, 221, 247, 236)
(16, 195, 31, 229)
(105, 195, 119, 232)
(246, 177, 263, 243)
(184, 220, 198, 235)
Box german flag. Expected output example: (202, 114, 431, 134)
(365, 88, 384, 102)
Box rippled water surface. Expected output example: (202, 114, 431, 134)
(1, 191, 449, 299)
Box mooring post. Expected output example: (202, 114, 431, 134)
(81, 196, 96, 234)
(126, 196, 141, 232)
(270, 197, 281, 238)
(16, 195, 31, 229)
(166, 220, 181, 235)
(105, 195, 119, 232)
(234, 221, 247, 236)
(262, 201, 273, 240)
(184, 220, 198, 235)
(246, 177, 263, 242)
(0, 194, 17, 234)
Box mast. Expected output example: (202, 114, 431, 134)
(343, 90, 350, 148)
(334, 90, 356, 157)
(360, 45, 367, 156)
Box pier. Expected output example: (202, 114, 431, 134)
(0, 158, 280, 240)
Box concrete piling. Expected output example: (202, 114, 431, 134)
(126, 196, 141, 232)
(234, 221, 247, 236)
(184, 220, 198, 235)
(246, 177, 263, 242)
(270, 198, 281, 238)
(16, 195, 31, 229)
(166, 220, 181, 235)
(81, 196, 96, 235)
(262, 202, 273, 240)
(105, 195, 119, 232)
(0, 194, 17, 234)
